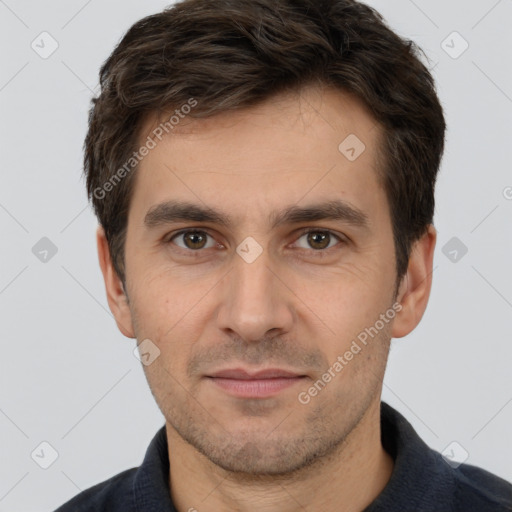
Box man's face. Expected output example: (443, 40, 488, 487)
(122, 87, 399, 474)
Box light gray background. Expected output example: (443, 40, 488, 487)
(1, 0, 511, 510)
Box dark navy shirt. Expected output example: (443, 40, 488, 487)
(54, 402, 512, 511)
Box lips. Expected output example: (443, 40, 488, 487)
(206, 368, 307, 398)
(209, 368, 304, 380)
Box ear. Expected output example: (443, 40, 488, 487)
(392, 225, 436, 338)
(96, 225, 135, 339)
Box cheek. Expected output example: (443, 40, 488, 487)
(291, 267, 395, 363)
(297, 259, 393, 316)
(129, 270, 213, 368)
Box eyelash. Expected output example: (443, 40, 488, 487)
(165, 228, 347, 257)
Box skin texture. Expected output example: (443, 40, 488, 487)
(97, 86, 436, 512)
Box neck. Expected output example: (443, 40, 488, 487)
(167, 397, 393, 512)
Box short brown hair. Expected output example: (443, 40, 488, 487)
(85, 0, 445, 286)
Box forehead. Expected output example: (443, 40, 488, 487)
(128, 86, 387, 230)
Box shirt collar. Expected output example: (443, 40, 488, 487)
(364, 402, 454, 511)
(132, 423, 176, 512)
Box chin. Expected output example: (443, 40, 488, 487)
(180, 425, 346, 477)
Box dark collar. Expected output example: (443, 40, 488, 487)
(364, 402, 454, 511)
(132, 422, 175, 512)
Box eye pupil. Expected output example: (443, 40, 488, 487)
(308, 232, 330, 250)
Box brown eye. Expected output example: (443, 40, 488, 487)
(295, 230, 341, 251)
(171, 231, 215, 250)
(307, 232, 331, 250)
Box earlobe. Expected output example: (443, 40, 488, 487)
(391, 225, 436, 339)
(96, 225, 136, 339)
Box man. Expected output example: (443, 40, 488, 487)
(55, 0, 512, 510)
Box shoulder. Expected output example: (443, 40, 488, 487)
(53, 424, 171, 511)
(53, 467, 137, 512)
(376, 403, 512, 511)
(451, 461, 512, 511)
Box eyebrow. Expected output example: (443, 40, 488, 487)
(143, 199, 369, 230)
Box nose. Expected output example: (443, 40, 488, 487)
(215, 246, 295, 343)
